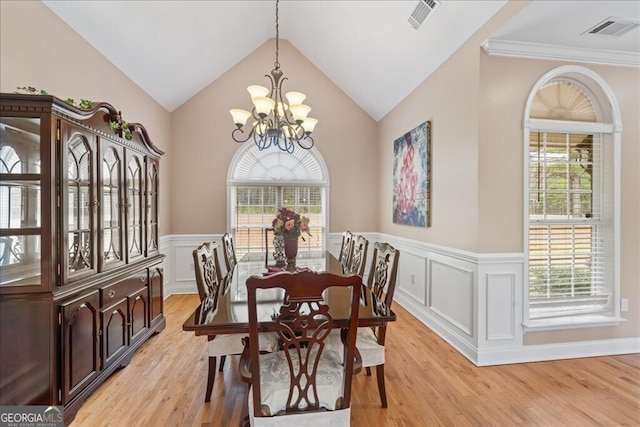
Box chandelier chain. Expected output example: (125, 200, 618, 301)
(275, 0, 280, 68)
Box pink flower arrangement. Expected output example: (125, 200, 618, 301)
(272, 207, 311, 240)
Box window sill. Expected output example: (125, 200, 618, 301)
(523, 315, 626, 332)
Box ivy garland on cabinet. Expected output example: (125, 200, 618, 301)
(16, 86, 133, 140)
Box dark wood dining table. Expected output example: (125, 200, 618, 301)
(182, 251, 396, 336)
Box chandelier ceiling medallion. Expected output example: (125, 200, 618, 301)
(229, 0, 317, 153)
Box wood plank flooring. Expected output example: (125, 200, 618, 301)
(70, 294, 640, 427)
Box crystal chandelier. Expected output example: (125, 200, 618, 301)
(229, 0, 317, 153)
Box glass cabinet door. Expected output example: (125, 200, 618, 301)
(126, 150, 144, 263)
(145, 158, 159, 255)
(63, 122, 97, 282)
(100, 141, 125, 270)
(0, 116, 43, 289)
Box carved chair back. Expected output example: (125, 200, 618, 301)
(348, 235, 369, 276)
(338, 231, 354, 274)
(245, 271, 361, 419)
(193, 241, 224, 304)
(221, 232, 237, 273)
(367, 242, 400, 310)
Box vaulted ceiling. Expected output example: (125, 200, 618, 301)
(42, 1, 640, 121)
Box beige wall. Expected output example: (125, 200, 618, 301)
(170, 39, 379, 234)
(0, 1, 172, 236)
(377, 1, 529, 252)
(378, 0, 639, 342)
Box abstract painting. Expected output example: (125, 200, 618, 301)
(393, 121, 431, 227)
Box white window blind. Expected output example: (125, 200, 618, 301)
(528, 130, 614, 319)
(231, 186, 325, 258)
(228, 144, 328, 260)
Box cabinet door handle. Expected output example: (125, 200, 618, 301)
(85, 200, 100, 212)
(107, 289, 116, 298)
(96, 328, 102, 342)
(140, 276, 147, 283)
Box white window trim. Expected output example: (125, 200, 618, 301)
(522, 65, 622, 331)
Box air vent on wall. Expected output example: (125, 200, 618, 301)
(408, 0, 440, 30)
(584, 17, 640, 37)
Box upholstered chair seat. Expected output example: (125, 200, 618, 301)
(252, 348, 346, 416)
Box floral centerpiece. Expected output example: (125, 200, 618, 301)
(272, 207, 311, 240)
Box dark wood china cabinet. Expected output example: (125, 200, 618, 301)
(0, 93, 165, 423)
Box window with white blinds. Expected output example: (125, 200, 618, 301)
(528, 130, 613, 319)
(524, 71, 619, 325)
(228, 144, 328, 259)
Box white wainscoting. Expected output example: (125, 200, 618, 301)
(160, 233, 639, 366)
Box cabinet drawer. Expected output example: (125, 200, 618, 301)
(100, 273, 148, 307)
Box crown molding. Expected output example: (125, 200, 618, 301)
(482, 38, 640, 68)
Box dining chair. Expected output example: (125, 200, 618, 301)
(325, 241, 399, 408)
(241, 271, 362, 426)
(338, 231, 354, 274)
(221, 232, 237, 274)
(347, 234, 369, 276)
(193, 242, 244, 401)
(193, 242, 280, 402)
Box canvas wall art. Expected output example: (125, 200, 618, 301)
(393, 121, 431, 227)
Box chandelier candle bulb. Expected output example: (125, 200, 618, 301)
(252, 121, 268, 136)
(247, 85, 270, 98)
(275, 101, 288, 117)
(252, 96, 275, 117)
(230, 109, 251, 127)
(289, 104, 311, 122)
(302, 117, 318, 133)
(282, 125, 295, 138)
(285, 91, 306, 105)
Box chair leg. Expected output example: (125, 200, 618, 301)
(219, 355, 227, 372)
(365, 366, 372, 376)
(376, 364, 387, 408)
(205, 356, 217, 402)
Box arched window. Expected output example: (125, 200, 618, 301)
(227, 144, 329, 259)
(523, 66, 621, 328)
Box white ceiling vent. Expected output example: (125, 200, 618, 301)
(408, 0, 440, 30)
(584, 17, 640, 37)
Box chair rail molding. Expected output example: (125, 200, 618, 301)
(161, 233, 640, 366)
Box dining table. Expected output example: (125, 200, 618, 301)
(182, 250, 396, 336)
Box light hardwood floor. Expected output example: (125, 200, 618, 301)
(70, 294, 640, 427)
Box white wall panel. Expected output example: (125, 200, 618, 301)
(397, 250, 426, 305)
(486, 273, 516, 340)
(429, 260, 474, 335)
